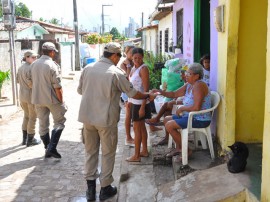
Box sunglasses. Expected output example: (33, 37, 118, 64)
(27, 56, 37, 59)
(185, 71, 197, 76)
(117, 53, 122, 58)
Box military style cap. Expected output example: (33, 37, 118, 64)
(24, 50, 38, 57)
(104, 42, 121, 54)
(42, 42, 58, 52)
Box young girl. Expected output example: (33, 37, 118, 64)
(126, 48, 151, 162)
(200, 54, 210, 86)
(120, 45, 135, 146)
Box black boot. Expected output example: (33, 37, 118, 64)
(99, 185, 117, 201)
(86, 180, 96, 201)
(22, 130, 27, 145)
(40, 133, 50, 149)
(46, 129, 63, 158)
(26, 134, 41, 147)
(40, 133, 51, 158)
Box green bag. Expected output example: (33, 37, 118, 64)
(166, 71, 184, 92)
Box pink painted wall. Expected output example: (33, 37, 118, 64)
(173, 0, 194, 64)
(210, 0, 219, 91)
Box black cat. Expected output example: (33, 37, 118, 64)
(227, 141, 249, 173)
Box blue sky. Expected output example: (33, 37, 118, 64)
(17, 0, 157, 32)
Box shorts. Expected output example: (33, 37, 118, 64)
(131, 103, 152, 121)
(172, 115, 211, 129)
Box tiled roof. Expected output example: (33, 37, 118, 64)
(0, 22, 36, 31)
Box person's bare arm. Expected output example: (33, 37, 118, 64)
(55, 88, 63, 103)
(176, 82, 207, 114)
(152, 83, 187, 98)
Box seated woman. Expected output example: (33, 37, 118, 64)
(152, 63, 211, 158)
(146, 66, 188, 142)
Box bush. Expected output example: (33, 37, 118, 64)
(144, 52, 171, 89)
(0, 69, 10, 98)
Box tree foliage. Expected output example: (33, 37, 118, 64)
(49, 18, 60, 25)
(86, 33, 112, 45)
(109, 27, 121, 40)
(0, 2, 31, 17)
(15, 2, 31, 18)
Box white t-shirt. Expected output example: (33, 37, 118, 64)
(203, 68, 210, 86)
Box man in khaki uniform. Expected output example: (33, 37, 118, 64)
(17, 50, 40, 146)
(77, 42, 156, 201)
(31, 42, 67, 159)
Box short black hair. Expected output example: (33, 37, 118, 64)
(103, 51, 115, 58)
(200, 54, 210, 65)
(132, 48, 144, 57)
(42, 49, 53, 56)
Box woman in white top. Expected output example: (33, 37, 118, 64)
(126, 48, 151, 162)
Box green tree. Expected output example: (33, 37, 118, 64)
(49, 18, 60, 25)
(109, 27, 121, 40)
(39, 17, 46, 22)
(15, 2, 31, 17)
(0, 3, 2, 17)
(0, 2, 31, 18)
(136, 31, 142, 38)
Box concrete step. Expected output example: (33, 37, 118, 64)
(157, 164, 247, 201)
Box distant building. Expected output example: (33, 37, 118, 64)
(125, 17, 139, 38)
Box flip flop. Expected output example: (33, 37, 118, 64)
(166, 149, 181, 158)
(125, 139, 135, 147)
(145, 119, 164, 126)
(140, 152, 149, 157)
(126, 157, 141, 162)
(153, 138, 168, 146)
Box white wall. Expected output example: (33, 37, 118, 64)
(158, 12, 173, 54)
(144, 28, 158, 55)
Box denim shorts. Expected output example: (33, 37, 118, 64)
(172, 115, 211, 129)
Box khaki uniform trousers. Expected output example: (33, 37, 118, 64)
(35, 103, 67, 136)
(20, 101, 37, 134)
(83, 123, 118, 187)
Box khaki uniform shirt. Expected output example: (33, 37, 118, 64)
(31, 55, 62, 105)
(16, 62, 32, 103)
(78, 57, 137, 127)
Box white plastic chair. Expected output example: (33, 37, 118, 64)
(169, 91, 220, 165)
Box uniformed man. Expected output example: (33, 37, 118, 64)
(77, 42, 157, 201)
(17, 50, 40, 146)
(31, 42, 67, 158)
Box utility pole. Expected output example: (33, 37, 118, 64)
(1, 0, 18, 105)
(101, 4, 112, 35)
(73, 0, 80, 71)
(142, 12, 144, 27)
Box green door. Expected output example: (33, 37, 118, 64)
(194, 0, 210, 62)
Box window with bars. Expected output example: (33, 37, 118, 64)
(165, 29, 169, 52)
(176, 9, 184, 52)
(159, 31, 162, 53)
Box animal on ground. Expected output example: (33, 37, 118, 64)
(227, 141, 249, 173)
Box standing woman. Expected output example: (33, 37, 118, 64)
(127, 48, 151, 162)
(120, 45, 135, 146)
(17, 50, 40, 146)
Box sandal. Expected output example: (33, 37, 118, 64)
(126, 156, 141, 162)
(125, 139, 135, 146)
(153, 138, 168, 146)
(166, 149, 181, 158)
